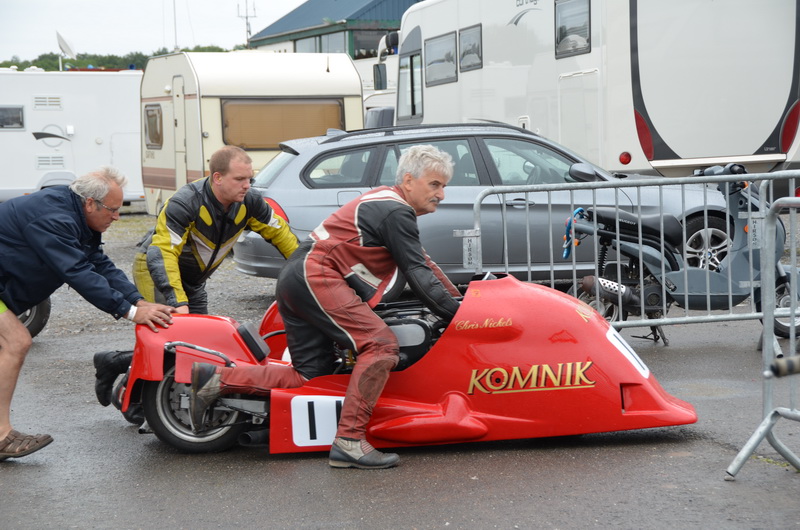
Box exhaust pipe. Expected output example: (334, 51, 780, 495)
(238, 429, 270, 447)
(580, 276, 641, 315)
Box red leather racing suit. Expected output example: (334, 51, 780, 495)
(274, 185, 460, 439)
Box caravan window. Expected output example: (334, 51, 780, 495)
(0, 106, 24, 129)
(459, 25, 482, 72)
(221, 99, 344, 150)
(555, 0, 591, 59)
(425, 32, 457, 86)
(144, 104, 163, 149)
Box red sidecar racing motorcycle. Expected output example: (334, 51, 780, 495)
(117, 274, 697, 454)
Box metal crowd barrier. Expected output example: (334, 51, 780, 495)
(726, 196, 800, 479)
(455, 169, 800, 476)
(455, 170, 799, 339)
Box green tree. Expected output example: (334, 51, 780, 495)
(1, 44, 237, 71)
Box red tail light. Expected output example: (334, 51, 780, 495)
(634, 110, 654, 161)
(781, 100, 800, 153)
(265, 197, 289, 223)
(619, 151, 632, 165)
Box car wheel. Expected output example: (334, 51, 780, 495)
(682, 216, 731, 271)
(16, 298, 51, 338)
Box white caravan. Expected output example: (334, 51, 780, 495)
(394, 0, 800, 178)
(0, 68, 144, 203)
(140, 51, 364, 215)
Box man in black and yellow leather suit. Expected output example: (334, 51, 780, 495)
(134, 145, 297, 313)
(94, 146, 298, 413)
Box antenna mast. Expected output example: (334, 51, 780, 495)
(173, 0, 179, 51)
(238, 1, 257, 48)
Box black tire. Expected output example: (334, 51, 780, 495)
(381, 270, 407, 302)
(682, 216, 731, 271)
(765, 278, 800, 339)
(142, 365, 245, 453)
(16, 298, 51, 338)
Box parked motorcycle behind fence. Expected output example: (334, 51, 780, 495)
(563, 163, 799, 345)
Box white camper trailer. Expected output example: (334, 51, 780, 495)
(140, 51, 364, 215)
(0, 68, 144, 203)
(394, 0, 800, 178)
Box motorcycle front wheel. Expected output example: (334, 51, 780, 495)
(142, 365, 246, 453)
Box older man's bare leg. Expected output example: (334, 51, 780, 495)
(0, 308, 53, 460)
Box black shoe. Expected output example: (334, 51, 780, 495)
(93, 350, 133, 407)
(108, 373, 144, 425)
(329, 437, 400, 469)
(189, 363, 222, 433)
(122, 404, 145, 426)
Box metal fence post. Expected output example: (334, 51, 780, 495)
(725, 197, 800, 479)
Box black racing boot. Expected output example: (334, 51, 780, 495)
(109, 373, 145, 426)
(329, 437, 400, 469)
(93, 350, 134, 407)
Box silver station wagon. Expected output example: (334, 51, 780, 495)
(234, 123, 728, 294)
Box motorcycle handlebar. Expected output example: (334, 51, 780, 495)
(694, 162, 747, 176)
(694, 163, 750, 195)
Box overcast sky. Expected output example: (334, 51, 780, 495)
(0, 0, 306, 62)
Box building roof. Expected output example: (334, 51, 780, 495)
(250, 0, 419, 43)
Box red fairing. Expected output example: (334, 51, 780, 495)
(123, 314, 264, 411)
(259, 301, 288, 358)
(265, 276, 696, 454)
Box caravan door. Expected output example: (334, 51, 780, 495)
(172, 76, 187, 191)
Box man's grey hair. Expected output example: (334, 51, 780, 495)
(395, 145, 454, 185)
(69, 167, 127, 203)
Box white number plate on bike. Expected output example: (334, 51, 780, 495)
(290, 395, 344, 447)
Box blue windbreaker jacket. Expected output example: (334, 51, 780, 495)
(0, 186, 142, 317)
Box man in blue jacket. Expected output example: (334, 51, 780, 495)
(92, 146, 298, 416)
(0, 167, 175, 462)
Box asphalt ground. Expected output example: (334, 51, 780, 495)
(0, 203, 799, 528)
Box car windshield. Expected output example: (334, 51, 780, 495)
(252, 152, 295, 187)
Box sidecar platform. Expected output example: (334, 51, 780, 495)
(267, 275, 696, 454)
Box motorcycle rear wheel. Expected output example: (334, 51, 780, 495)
(142, 365, 246, 453)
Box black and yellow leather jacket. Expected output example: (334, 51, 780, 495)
(141, 177, 297, 307)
